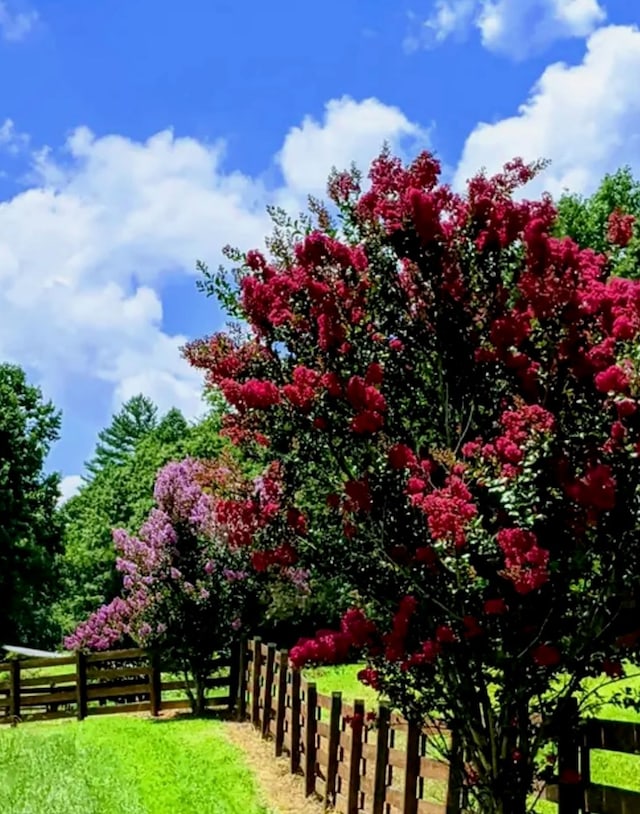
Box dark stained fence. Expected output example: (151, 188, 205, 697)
(0, 647, 235, 723)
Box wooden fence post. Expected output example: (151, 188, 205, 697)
(76, 651, 88, 721)
(262, 643, 276, 738)
(237, 638, 248, 722)
(228, 638, 241, 716)
(274, 651, 288, 756)
(324, 691, 342, 809)
(290, 668, 302, 774)
(346, 699, 365, 814)
(149, 652, 162, 716)
(372, 703, 390, 814)
(558, 697, 582, 814)
(9, 660, 20, 720)
(251, 636, 262, 727)
(304, 681, 318, 796)
(403, 719, 421, 814)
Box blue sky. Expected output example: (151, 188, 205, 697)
(0, 0, 638, 499)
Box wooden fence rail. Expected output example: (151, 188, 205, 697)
(0, 647, 236, 724)
(238, 637, 640, 814)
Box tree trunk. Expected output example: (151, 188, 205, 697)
(194, 674, 207, 716)
(182, 666, 207, 715)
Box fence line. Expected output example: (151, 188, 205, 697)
(0, 647, 236, 724)
(238, 637, 640, 814)
(3, 639, 640, 813)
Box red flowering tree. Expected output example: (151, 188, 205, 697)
(184, 150, 640, 812)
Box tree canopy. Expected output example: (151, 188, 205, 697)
(182, 151, 640, 813)
(54, 402, 230, 635)
(0, 363, 63, 646)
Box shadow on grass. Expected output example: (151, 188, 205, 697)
(148, 708, 239, 724)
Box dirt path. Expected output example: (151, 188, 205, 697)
(223, 722, 325, 814)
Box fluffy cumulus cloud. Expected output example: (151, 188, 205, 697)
(0, 128, 269, 422)
(454, 24, 640, 196)
(0, 1, 38, 42)
(0, 97, 425, 469)
(277, 96, 430, 198)
(407, 0, 607, 59)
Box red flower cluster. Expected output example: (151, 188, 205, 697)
(240, 379, 281, 409)
(341, 608, 376, 647)
(387, 443, 417, 470)
(532, 643, 561, 668)
(607, 209, 636, 248)
(412, 475, 477, 550)
(346, 374, 387, 434)
(484, 598, 507, 615)
(566, 463, 616, 513)
(344, 478, 372, 513)
(384, 595, 417, 662)
(289, 607, 375, 668)
(282, 366, 321, 413)
(289, 629, 351, 666)
(357, 667, 381, 689)
(215, 498, 260, 548)
(474, 404, 555, 478)
(497, 528, 549, 595)
(251, 543, 297, 572)
(594, 364, 630, 394)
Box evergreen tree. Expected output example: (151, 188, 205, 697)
(84, 394, 158, 479)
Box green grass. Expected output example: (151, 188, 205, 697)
(0, 716, 271, 814)
(302, 662, 380, 707)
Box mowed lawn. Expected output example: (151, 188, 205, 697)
(0, 716, 271, 814)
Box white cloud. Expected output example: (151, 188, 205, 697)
(454, 25, 640, 197)
(277, 96, 430, 199)
(0, 97, 425, 468)
(0, 119, 29, 154)
(57, 474, 83, 505)
(408, 0, 606, 59)
(0, 2, 38, 42)
(0, 128, 271, 422)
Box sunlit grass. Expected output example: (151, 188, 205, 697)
(0, 715, 271, 814)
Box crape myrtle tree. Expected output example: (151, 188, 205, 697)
(55, 403, 230, 635)
(65, 452, 304, 714)
(183, 149, 640, 812)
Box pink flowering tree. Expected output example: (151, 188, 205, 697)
(65, 456, 263, 714)
(184, 149, 640, 811)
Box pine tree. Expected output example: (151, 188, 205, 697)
(84, 394, 158, 479)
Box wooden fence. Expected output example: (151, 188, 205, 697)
(0, 647, 235, 724)
(3, 640, 640, 813)
(240, 638, 640, 814)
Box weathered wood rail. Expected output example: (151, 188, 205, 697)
(0, 647, 234, 723)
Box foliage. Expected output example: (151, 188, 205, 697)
(65, 455, 269, 713)
(54, 404, 228, 635)
(0, 363, 63, 646)
(84, 394, 159, 480)
(0, 717, 270, 814)
(184, 149, 640, 813)
(555, 166, 640, 278)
